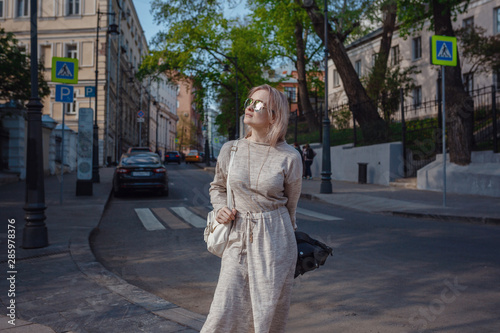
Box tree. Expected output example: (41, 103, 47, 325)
(140, 0, 273, 139)
(455, 25, 500, 76)
(396, 0, 474, 165)
(249, 0, 325, 131)
(301, 0, 390, 143)
(0, 27, 49, 104)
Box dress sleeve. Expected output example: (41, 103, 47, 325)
(209, 141, 233, 215)
(284, 150, 303, 230)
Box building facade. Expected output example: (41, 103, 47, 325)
(329, 0, 500, 117)
(0, 0, 163, 165)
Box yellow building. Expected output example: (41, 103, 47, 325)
(1, 0, 151, 165)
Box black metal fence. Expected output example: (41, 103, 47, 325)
(288, 85, 499, 178)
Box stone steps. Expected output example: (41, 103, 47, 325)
(390, 177, 417, 189)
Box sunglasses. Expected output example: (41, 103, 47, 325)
(244, 98, 267, 112)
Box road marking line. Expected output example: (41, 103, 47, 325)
(134, 208, 166, 231)
(296, 207, 343, 221)
(171, 207, 206, 228)
(151, 208, 191, 229)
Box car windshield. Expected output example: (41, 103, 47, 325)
(122, 154, 159, 165)
(188, 152, 198, 156)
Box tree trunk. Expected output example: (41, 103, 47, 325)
(294, 20, 320, 130)
(433, 0, 473, 165)
(365, 1, 397, 102)
(302, 0, 387, 142)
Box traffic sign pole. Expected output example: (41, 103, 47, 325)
(60, 104, 66, 204)
(442, 66, 446, 207)
(430, 35, 457, 208)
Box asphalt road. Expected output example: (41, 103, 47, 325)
(92, 163, 500, 333)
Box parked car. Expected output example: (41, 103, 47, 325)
(164, 151, 181, 164)
(113, 153, 168, 197)
(126, 147, 152, 154)
(185, 150, 202, 164)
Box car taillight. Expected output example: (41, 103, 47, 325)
(116, 168, 130, 174)
(175, 155, 179, 157)
(196, 155, 199, 159)
(166, 155, 170, 158)
(153, 168, 166, 173)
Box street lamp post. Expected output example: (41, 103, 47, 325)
(320, 0, 332, 194)
(93, 8, 119, 182)
(23, 0, 48, 248)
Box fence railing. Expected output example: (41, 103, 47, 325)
(287, 85, 499, 178)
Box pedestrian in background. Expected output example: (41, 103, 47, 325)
(294, 142, 305, 178)
(303, 143, 316, 180)
(202, 84, 302, 333)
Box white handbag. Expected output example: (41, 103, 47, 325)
(204, 140, 239, 257)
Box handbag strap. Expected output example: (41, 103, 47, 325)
(226, 140, 239, 210)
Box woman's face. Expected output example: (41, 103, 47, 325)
(243, 89, 272, 130)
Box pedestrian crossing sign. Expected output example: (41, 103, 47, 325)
(430, 35, 457, 66)
(51, 57, 79, 84)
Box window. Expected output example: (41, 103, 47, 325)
(55, 136, 62, 163)
(65, 44, 78, 59)
(16, 0, 29, 17)
(40, 45, 52, 69)
(284, 86, 296, 102)
(0, 0, 4, 18)
(371, 53, 378, 67)
(333, 69, 340, 87)
(495, 7, 500, 34)
(391, 45, 400, 66)
(67, 0, 80, 15)
(354, 60, 361, 76)
(63, 91, 77, 114)
(463, 17, 474, 31)
(412, 37, 422, 60)
(412, 86, 422, 108)
(463, 73, 474, 93)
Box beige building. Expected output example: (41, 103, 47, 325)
(0, 0, 162, 165)
(329, 0, 500, 118)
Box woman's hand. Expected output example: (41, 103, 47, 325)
(216, 207, 237, 224)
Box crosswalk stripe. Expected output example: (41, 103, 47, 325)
(171, 207, 206, 228)
(151, 208, 191, 229)
(134, 208, 166, 231)
(296, 207, 343, 221)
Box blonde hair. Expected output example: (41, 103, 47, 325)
(244, 84, 290, 147)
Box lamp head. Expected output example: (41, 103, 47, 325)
(108, 23, 119, 35)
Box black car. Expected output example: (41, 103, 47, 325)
(164, 151, 181, 164)
(113, 153, 168, 197)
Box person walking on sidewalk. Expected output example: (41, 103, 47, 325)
(303, 143, 316, 180)
(202, 84, 302, 333)
(294, 142, 305, 178)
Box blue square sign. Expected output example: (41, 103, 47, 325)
(85, 86, 96, 98)
(55, 85, 74, 103)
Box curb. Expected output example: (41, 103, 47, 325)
(69, 185, 206, 332)
(389, 211, 500, 225)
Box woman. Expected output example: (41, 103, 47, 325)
(202, 84, 302, 333)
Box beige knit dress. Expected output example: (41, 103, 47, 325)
(201, 138, 303, 333)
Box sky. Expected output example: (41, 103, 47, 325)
(132, 0, 249, 46)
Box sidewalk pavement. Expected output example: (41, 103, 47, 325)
(0, 165, 498, 332)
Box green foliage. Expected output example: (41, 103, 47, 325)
(0, 27, 50, 103)
(395, 0, 471, 38)
(455, 25, 500, 74)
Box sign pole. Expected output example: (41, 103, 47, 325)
(441, 66, 446, 207)
(60, 104, 66, 204)
(139, 121, 142, 146)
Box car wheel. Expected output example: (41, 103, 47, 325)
(178, 161, 180, 165)
(158, 188, 168, 197)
